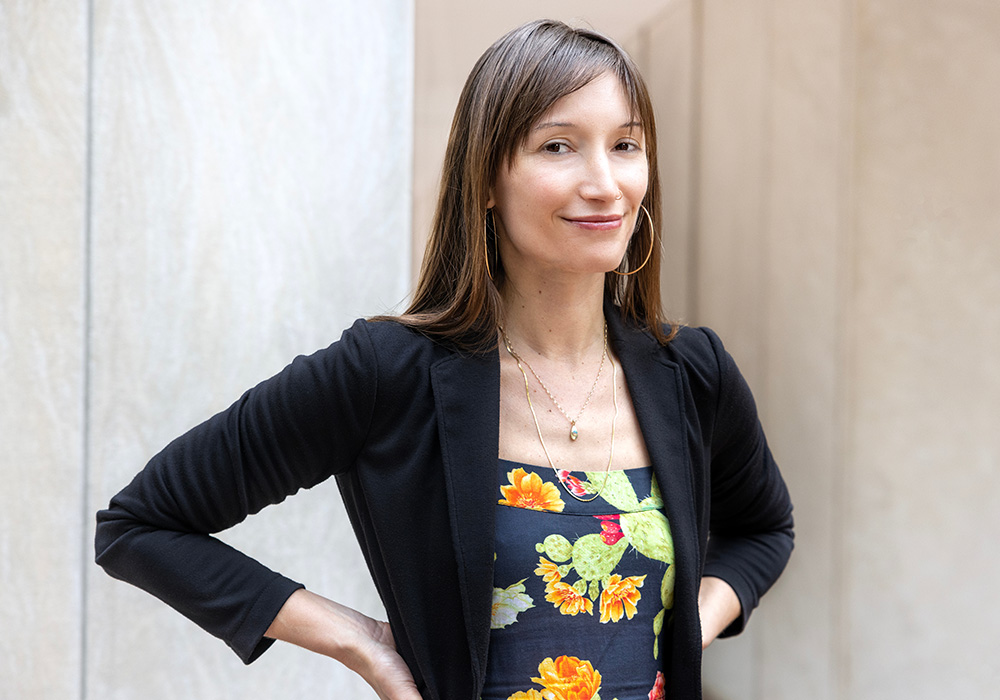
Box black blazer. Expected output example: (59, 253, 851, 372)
(96, 305, 793, 700)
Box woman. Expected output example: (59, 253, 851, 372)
(96, 19, 793, 700)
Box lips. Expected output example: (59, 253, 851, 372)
(564, 214, 624, 230)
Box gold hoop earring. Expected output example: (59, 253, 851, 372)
(484, 209, 495, 282)
(613, 204, 655, 277)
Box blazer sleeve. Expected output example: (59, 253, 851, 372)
(94, 319, 378, 664)
(698, 327, 794, 637)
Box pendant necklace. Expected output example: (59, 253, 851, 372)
(502, 324, 608, 441)
(500, 325, 618, 502)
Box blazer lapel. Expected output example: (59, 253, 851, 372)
(606, 310, 703, 659)
(429, 348, 500, 688)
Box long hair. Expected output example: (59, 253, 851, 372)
(390, 19, 678, 351)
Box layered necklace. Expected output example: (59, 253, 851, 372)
(500, 324, 618, 502)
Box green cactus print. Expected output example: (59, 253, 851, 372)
(531, 468, 675, 658)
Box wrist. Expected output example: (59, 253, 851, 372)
(698, 576, 741, 648)
(266, 589, 378, 666)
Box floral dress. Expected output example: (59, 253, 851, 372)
(482, 459, 674, 700)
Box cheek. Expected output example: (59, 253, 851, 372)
(501, 174, 566, 221)
(623, 163, 650, 201)
(519, 168, 568, 201)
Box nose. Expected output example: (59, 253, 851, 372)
(580, 152, 619, 202)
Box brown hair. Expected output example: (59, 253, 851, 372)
(390, 19, 677, 351)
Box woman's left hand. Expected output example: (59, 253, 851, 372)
(697, 576, 742, 649)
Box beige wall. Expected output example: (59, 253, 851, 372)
(1, 1, 411, 698)
(848, 2, 1000, 695)
(635, 0, 1000, 697)
(416, 1, 1000, 698)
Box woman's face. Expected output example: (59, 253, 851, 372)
(489, 71, 649, 282)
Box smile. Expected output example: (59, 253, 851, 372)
(564, 215, 624, 231)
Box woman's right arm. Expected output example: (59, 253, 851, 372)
(264, 589, 421, 700)
(95, 321, 389, 667)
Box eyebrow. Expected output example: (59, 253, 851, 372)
(532, 120, 643, 131)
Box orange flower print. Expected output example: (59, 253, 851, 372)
(531, 655, 602, 700)
(499, 468, 565, 512)
(508, 691, 546, 700)
(545, 581, 594, 616)
(534, 557, 562, 587)
(599, 573, 646, 623)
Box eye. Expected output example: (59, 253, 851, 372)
(614, 140, 642, 153)
(542, 141, 570, 154)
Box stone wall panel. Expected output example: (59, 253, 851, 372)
(0, 2, 88, 698)
(85, 3, 412, 698)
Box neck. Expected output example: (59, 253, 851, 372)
(500, 272, 606, 362)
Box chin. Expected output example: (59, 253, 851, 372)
(558, 259, 626, 277)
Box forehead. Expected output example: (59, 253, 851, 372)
(532, 72, 639, 130)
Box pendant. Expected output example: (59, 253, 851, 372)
(570, 422, 578, 441)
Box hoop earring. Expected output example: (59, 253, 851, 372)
(613, 204, 655, 277)
(484, 208, 495, 282)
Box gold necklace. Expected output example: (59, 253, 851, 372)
(504, 326, 608, 441)
(500, 328, 618, 502)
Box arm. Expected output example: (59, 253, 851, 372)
(264, 589, 421, 700)
(698, 576, 742, 649)
(699, 328, 795, 637)
(95, 321, 380, 663)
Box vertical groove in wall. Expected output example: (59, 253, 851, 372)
(687, 0, 704, 322)
(757, 0, 775, 394)
(834, 0, 859, 697)
(80, 1, 94, 698)
(409, 0, 422, 286)
(755, 3, 776, 697)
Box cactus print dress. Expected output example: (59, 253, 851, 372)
(481, 459, 674, 700)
